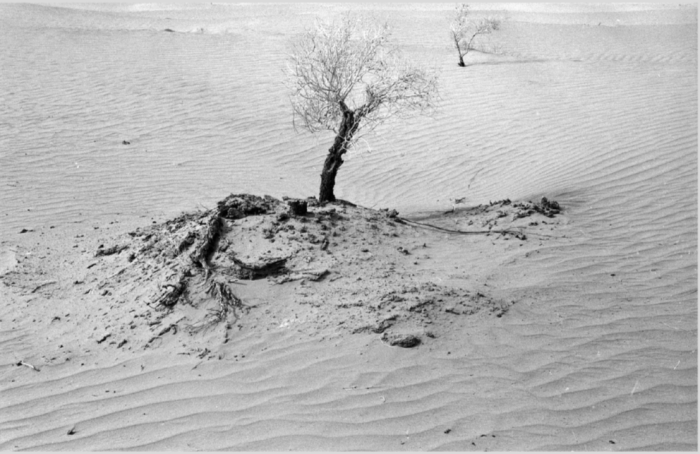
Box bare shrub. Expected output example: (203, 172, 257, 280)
(450, 4, 502, 67)
(286, 13, 439, 203)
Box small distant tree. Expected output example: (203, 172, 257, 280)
(450, 4, 501, 67)
(286, 13, 439, 203)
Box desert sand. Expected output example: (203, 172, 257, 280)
(0, 3, 697, 451)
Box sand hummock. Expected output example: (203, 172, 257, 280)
(0, 194, 565, 365)
(0, 193, 576, 449)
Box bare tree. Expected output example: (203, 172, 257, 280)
(451, 4, 501, 67)
(286, 13, 439, 203)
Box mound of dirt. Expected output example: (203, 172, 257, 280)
(1, 193, 565, 367)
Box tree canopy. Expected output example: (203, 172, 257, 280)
(287, 13, 438, 141)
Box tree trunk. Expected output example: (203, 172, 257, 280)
(453, 33, 466, 67)
(319, 104, 360, 203)
(319, 151, 342, 203)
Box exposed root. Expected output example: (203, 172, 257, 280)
(272, 268, 328, 284)
(155, 272, 189, 307)
(177, 231, 197, 254)
(188, 281, 248, 333)
(207, 281, 247, 322)
(231, 255, 288, 280)
(398, 218, 526, 237)
(401, 197, 562, 238)
(190, 214, 223, 277)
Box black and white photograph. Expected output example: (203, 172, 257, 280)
(0, 2, 696, 451)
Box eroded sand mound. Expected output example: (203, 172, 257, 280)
(1, 194, 566, 367)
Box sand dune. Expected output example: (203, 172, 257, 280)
(0, 3, 696, 451)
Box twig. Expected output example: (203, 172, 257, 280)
(31, 280, 57, 293)
(95, 244, 129, 257)
(17, 360, 40, 372)
(97, 265, 131, 289)
(467, 168, 483, 189)
(398, 217, 554, 239)
(398, 217, 516, 236)
(630, 380, 639, 395)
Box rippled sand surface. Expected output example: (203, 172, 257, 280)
(0, 3, 696, 451)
